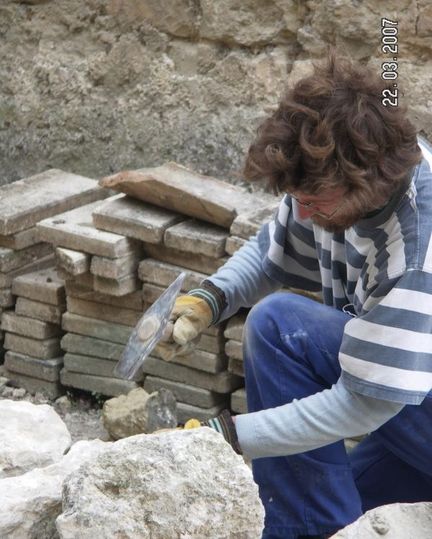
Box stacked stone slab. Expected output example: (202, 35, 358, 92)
(0, 169, 108, 364)
(224, 312, 248, 414)
(1, 268, 66, 398)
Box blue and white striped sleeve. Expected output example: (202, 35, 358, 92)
(339, 269, 432, 405)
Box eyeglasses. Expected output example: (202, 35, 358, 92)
(290, 193, 346, 220)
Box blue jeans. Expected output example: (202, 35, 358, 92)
(243, 292, 432, 539)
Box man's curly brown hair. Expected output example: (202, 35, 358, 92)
(243, 49, 422, 211)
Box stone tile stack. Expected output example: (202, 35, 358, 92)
(0, 169, 108, 365)
(224, 312, 248, 414)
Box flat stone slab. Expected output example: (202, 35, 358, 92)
(153, 345, 228, 373)
(37, 200, 140, 258)
(176, 401, 226, 424)
(164, 219, 228, 258)
(228, 357, 245, 377)
(144, 375, 229, 409)
(65, 281, 143, 311)
(0, 169, 107, 235)
(231, 388, 247, 414)
(62, 313, 132, 345)
(0, 243, 53, 273)
(55, 247, 90, 276)
(63, 353, 133, 380)
(57, 269, 94, 288)
(61, 333, 124, 361)
(0, 289, 14, 309)
(230, 203, 278, 239)
(90, 251, 143, 279)
(0, 255, 55, 289)
(100, 162, 262, 228)
(92, 194, 184, 243)
(61, 369, 139, 397)
(139, 258, 206, 291)
(1, 312, 62, 340)
(3, 368, 64, 398)
(224, 313, 247, 341)
(4, 351, 63, 382)
(12, 268, 65, 305)
(143, 243, 228, 275)
(225, 236, 247, 256)
(66, 297, 141, 327)
(225, 339, 243, 360)
(15, 297, 65, 325)
(142, 356, 243, 393)
(0, 227, 39, 250)
(94, 274, 140, 297)
(4, 333, 62, 360)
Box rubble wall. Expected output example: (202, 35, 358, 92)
(1, 0, 431, 185)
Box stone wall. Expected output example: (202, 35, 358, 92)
(1, 0, 431, 185)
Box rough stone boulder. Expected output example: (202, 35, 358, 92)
(331, 502, 432, 538)
(102, 387, 177, 440)
(56, 428, 264, 538)
(0, 400, 71, 478)
(0, 439, 109, 539)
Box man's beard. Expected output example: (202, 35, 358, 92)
(310, 207, 369, 233)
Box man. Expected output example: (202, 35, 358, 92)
(165, 51, 432, 538)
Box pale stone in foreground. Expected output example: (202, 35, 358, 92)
(56, 429, 264, 538)
(0, 400, 71, 478)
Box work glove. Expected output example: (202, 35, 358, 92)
(183, 410, 242, 455)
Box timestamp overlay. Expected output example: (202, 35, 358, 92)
(381, 18, 399, 107)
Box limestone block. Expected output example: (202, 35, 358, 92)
(4, 333, 62, 360)
(0, 440, 108, 539)
(331, 502, 432, 539)
(144, 376, 229, 409)
(0, 226, 39, 250)
(1, 312, 62, 340)
(164, 219, 228, 258)
(61, 333, 124, 361)
(143, 242, 228, 274)
(64, 353, 127, 379)
(4, 351, 63, 382)
(228, 357, 244, 377)
(225, 235, 246, 255)
(60, 369, 138, 397)
(0, 400, 71, 478)
(100, 163, 262, 228)
(0, 288, 14, 308)
(0, 243, 53, 273)
(153, 344, 228, 373)
(62, 312, 132, 345)
(224, 313, 246, 341)
(92, 194, 184, 244)
(66, 297, 141, 327)
(102, 387, 177, 440)
(138, 258, 206, 291)
(176, 401, 227, 423)
(0, 255, 55, 288)
(141, 356, 243, 393)
(15, 297, 65, 325)
(55, 429, 264, 538)
(94, 273, 140, 297)
(55, 247, 90, 276)
(57, 269, 94, 288)
(225, 339, 243, 360)
(12, 267, 65, 305)
(0, 169, 107, 235)
(3, 369, 64, 399)
(65, 281, 143, 311)
(230, 203, 278, 239)
(231, 387, 247, 414)
(37, 201, 140, 258)
(90, 250, 143, 279)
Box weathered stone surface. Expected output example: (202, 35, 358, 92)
(90, 250, 142, 279)
(231, 387, 247, 414)
(4, 333, 62, 359)
(153, 344, 228, 373)
(1, 312, 62, 340)
(92, 194, 184, 243)
(224, 313, 246, 341)
(60, 369, 138, 397)
(37, 201, 140, 258)
(0, 288, 14, 309)
(94, 273, 140, 297)
(0, 400, 71, 478)
(0, 255, 55, 289)
(4, 351, 63, 382)
(331, 502, 432, 539)
(164, 219, 228, 258)
(139, 258, 206, 291)
(101, 163, 262, 228)
(55, 247, 90, 276)
(142, 356, 243, 393)
(66, 296, 141, 326)
(61, 333, 124, 361)
(15, 297, 65, 325)
(144, 375, 228, 409)
(228, 357, 245, 377)
(62, 312, 132, 345)
(143, 242, 228, 274)
(225, 235, 246, 255)
(56, 429, 264, 538)
(230, 203, 278, 239)
(225, 339, 243, 360)
(63, 353, 128, 379)
(57, 269, 94, 288)
(0, 439, 108, 539)
(0, 226, 39, 250)
(102, 387, 177, 440)
(2, 369, 64, 398)
(12, 268, 65, 305)
(65, 280, 143, 310)
(176, 401, 227, 423)
(0, 243, 53, 273)
(0, 169, 107, 235)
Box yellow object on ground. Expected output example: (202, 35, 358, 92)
(184, 418, 202, 429)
